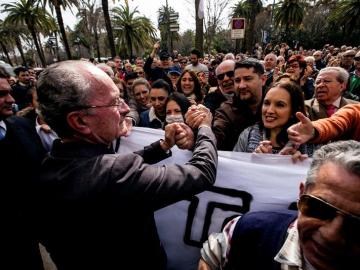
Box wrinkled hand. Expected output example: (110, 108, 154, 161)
(161, 123, 178, 151)
(254, 140, 273, 154)
(185, 104, 212, 129)
(287, 112, 315, 147)
(174, 122, 194, 150)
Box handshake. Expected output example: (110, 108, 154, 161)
(160, 105, 213, 152)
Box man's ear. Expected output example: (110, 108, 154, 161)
(67, 111, 91, 135)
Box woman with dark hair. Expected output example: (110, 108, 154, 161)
(285, 55, 314, 99)
(165, 92, 191, 125)
(176, 70, 203, 105)
(233, 82, 317, 156)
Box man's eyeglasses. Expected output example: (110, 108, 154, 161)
(354, 56, 360, 61)
(343, 54, 355, 58)
(216, 70, 234, 80)
(79, 97, 127, 110)
(298, 194, 360, 231)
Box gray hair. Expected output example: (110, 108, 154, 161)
(304, 56, 315, 63)
(96, 63, 114, 79)
(36, 60, 96, 138)
(318, 66, 349, 83)
(305, 140, 360, 188)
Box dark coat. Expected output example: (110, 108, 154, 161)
(0, 116, 46, 270)
(35, 127, 217, 270)
(213, 98, 261, 151)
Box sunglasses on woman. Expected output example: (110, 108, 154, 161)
(298, 194, 360, 233)
(216, 70, 234, 80)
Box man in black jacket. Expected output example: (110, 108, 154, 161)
(0, 68, 46, 269)
(35, 60, 217, 270)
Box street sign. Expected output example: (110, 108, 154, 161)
(170, 23, 180, 32)
(231, 18, 245, 39)
(169, 12, 179, 21)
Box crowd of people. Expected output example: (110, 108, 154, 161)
(1, 40, 360, 270)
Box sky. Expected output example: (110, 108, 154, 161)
(0, 0, 275, 35)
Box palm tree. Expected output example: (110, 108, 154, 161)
(329, 0, 360, 35)
(0, 20, 29, 66)
(2, 0, 55, 67)
(42, 0, 81, 60)
(195, 0, 204, 54)
(274, 0, 306, 32)
(112, 3, 157, 59)
(77, 0, 103, 61)
(232, 0, 263, 53)
(102, 0, 116, 58)
(0, 31, 13, 66)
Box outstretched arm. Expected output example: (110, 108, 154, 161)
(287, 112, 315, 147)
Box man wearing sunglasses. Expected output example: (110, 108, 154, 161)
(199, 140, 360, 270)
(203, 60, 235, 116)
(211, 58, 266, 151)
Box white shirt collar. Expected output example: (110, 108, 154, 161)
(332, 96, 342, 108)
(274, 220, 317, 270)
(148, 107, 164, 126)
(0, 120, 6, 132)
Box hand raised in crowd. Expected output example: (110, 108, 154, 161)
(254, 140, 272, 154)
(185, 104, 212, 129)
(153, 41, 160, 51)
(287, 112, 315, 147)
(174, 123, 194, 150)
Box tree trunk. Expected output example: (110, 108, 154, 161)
(27, 22, 46, 67)
(0, 41, 13, 66)
(93, 24, 101, 62)
(55, 4, 72, 60)
(195, 0, 204, 55)
(102, 0, 116, 58)
(36, 32, 46, 63)
(54, 31, 61, 61)
(15, 36, 26, 66)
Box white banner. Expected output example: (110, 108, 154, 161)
(119, 127, 311, 270)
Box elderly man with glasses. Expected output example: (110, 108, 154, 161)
(203, 59, 236, 116)
(199, 140, 360, 270)
(34, 60, 217, 270)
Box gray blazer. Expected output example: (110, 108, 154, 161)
(305, 97, 358, 121)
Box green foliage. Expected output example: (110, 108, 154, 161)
(328, 0, 360, 34)
(112, 3, 157, 58)
(274, 0, 306, 30)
